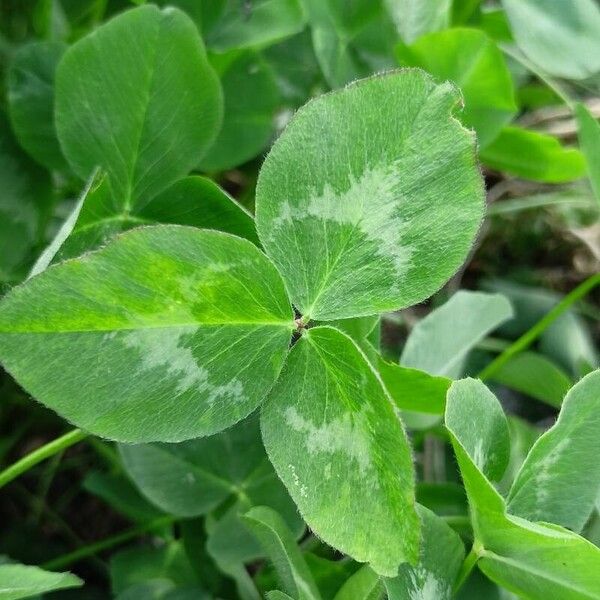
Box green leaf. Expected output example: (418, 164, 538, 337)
(204, 0, 305, 52)
(138, 177, 258, 243)
(243, 506, 321, 600)
(477, 514, 600, 600)
(384, 505, 464, 600)
(501, 0, 600, 80)
(384, 0, 451, 44)
(480, 126, 586, 183)
(395, 28, 516, 147)
(256, 70, 484, 321)
(378, 361, 451, 414)
(200, 50, 280, 171)
(507, 369, 600, 532)
(446, 379, 600, 600)
(267, 592, 296, 600)
(401, 291, 513, 378)
(0, 226, 294, 442)
(0, 114, 53, 285)
(490, 351, 572, 408)
(0, 563, 82, 600)
(120, 415, 299, 519)
(445, 378, 510, 514)
(54, 174, 258, 262)
(576, 103, 600, 206)
(303, 0, 397, 88)
(7, 41, 67, 171)
(261, 326, 419, 576)
(332, 565, 382, 600)
(110, 542, 197, 594)
(55, 5, 222, 210)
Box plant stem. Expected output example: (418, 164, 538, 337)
(0, 429, 88, 490)
(453, 543, 481, 593)
(478, 273, 600, 381)
(42, 515, 177, 571)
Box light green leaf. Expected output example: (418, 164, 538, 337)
(256, 70, 484, 321)
(0, 226, 294, 442)
(507, 369, 600, 532)
(395, 28, 516, 147)
(401, 291, 513, 378)
(0, 563, 82, 600)
(385, 0, 451, 44)
(502, 0, 600, 80)
(333, 565, 382, 600)
(490, 351, 572, 408)
(261, 326, 419, 576)
(199, 50, 280, 171)
(445, 378, 510, 515)
(378, 361, 451, 414)
(481, 126, 586, 183)
(205, 0, 305, 52)
(576, 103, 600, 206)
(55, 5, 222, 210)
(384, 505, 464, 600)
(29, 169, 103, 276)
(446, 379, 600, 600)
(7, 41, 67, 171)
(477, 514, 600, 600)
(243, 506, 321, 600)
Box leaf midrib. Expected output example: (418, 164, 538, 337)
(1, 320, 296, 335)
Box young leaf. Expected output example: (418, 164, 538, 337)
(0, 563, 82, 599)
(199, 50, 281, 172)
(480, 126, 586, 183)
(0, 226, 294, 442)
(490, 351, 572, 408)
(261, 326, 420, 576)
(55, 5, 222, 210)
(256, 70, 484, 321)
(396, 28, 516, 148)
(501, 0, 600, 80)
(401, 291, 513, 378)
(384, 0, 451, 44)
(7, 41, 67, 171)
(242, 506, 322, 600)
(384, 505, 464, 600)
(333, 565, 382, 600)
(576, 102, 600, 205)
(507, 369, 600, 532)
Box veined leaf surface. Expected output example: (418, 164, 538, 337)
(261, 326, 419, 576)
(55, 5, 222, 210)
(0, 226, 294, 442)
(255, 70, 484, 321)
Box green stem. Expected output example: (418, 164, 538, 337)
(42, 515, 176, 571)
(0, 429, 88, 490)
(453, 543, 481, 593)
(478, 273, 600, 381)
